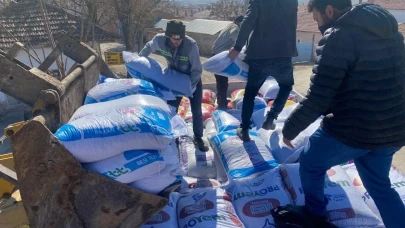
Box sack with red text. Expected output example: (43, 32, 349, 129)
(229, 168, 292, 228)
(202, 89, 216, 105)
(177, 188, 245, 228)
(280, 164, 384, 227)
(343, 163, 405, 220)
(141, 192, 181, 228)
(180, 176, 222, 194)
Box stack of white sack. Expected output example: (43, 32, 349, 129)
(123, 51, 192, 97)
(281, 164, 384, 227)
(177, 188, 245, 228)
(209, 130, 279, 182)
(85, 77, 176, 104)
(141, 192, 181, 228)
(55, 91, 183, 193)
(343, 163, 405, 220)
(55, 95, 174, 163)
(228, 167, 292, 228)
(202, 51, 249, 81)
(178, 135, 217, 179)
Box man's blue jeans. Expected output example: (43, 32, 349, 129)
(300, 127, 405, 228)
(240, 58, 294, 129)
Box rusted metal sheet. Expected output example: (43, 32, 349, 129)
(11, 119, 168, 228)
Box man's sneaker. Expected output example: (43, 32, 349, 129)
(195, 137, 209, 152)
(262, 112, 276, 130)
(236, 127, 251, 142)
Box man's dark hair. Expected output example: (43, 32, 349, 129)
(307, 0, 352, 13)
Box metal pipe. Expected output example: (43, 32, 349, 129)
(60, 55, 96, 95)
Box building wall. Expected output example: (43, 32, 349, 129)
(389, 10, 405, 23)
(296, 31, 322, 61)
(186, 32, 218, 57)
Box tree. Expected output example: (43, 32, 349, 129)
(209, 0, 248, 20)
(112, 0, 165, 51)
(49, 0, 114, 43)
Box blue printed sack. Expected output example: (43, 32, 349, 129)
(209, 130, 278, 180)
(55, 105, 174, 163)
(85, 78, 163, 104)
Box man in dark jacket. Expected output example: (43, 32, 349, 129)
(212, 15, 243, 110)
(229, 0, 298, 141)
(282, 1, 405, 227)
(139, 20, 209, 151)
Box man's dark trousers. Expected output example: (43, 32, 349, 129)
(240, 57, 294, 129)
(167, 80, 203, 139)
(215, 74, 229, 110)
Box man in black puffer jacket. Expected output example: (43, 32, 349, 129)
(282, 1, 405, 227)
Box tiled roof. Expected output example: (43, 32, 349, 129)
(368, 0, 405, 10)
(0, 0, 120, 50)
(399, 23, 405, 36)
(297, 4, 319, 33)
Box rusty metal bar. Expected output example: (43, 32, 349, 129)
(60, 55, 96, 95)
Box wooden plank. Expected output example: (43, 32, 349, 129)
(5, 42, 24, 60)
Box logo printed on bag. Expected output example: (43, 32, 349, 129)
(240, 179, 265, 188)
(353, 176, 363, 186)
(179, 200, 214, 219)
(327, 169, 336, 177)
(117, 106, 145, 116)
(145, 211, 171, 224)
(262, 218, 276, 228)
(242, 198, 280, 218)
(192, 192, 207, 203)
(234, 185, 281, 201)
(325, 194, 348, 203)
(188, 180, 219, 189)
(104, 167, 130, 178)
(182, 214, 243, 228)
(327, 208, 356, 222)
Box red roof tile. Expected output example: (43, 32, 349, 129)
(297, 4, 320, 33)
(0, 0, 120, 50)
